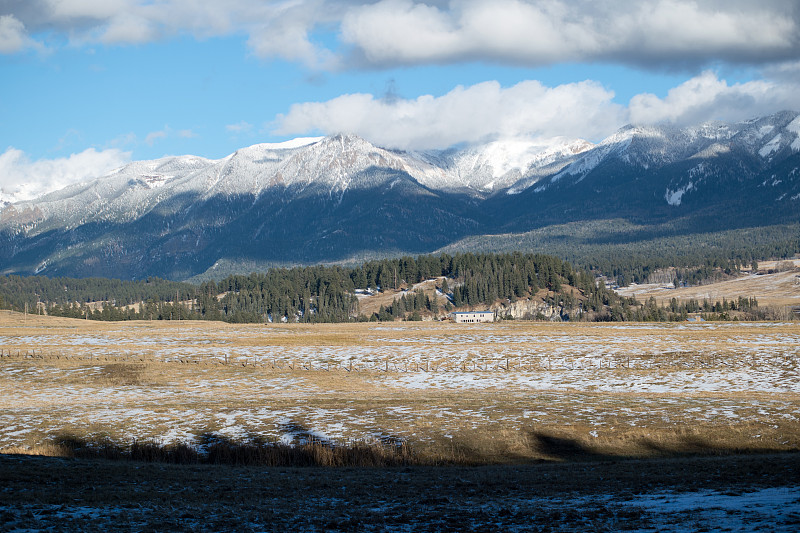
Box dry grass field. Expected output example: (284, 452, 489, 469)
(616, 269, 800, 308)
(1, 310, 798, 461)
(2, 310, 799, 530)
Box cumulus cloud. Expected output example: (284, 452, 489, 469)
(629, 71, 800, 126)
(3, 1, 798, 69)
(100, 12, 157, 44)
(4, 0, 340, 67)
(244, 0, 340, 69)
(274, 79, 625, 149)
(0, 147, 131, 204)
(0, 14, 29, 53)
(340, 0, 799, 68)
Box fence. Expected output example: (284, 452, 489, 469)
(1, 346, 795, 372)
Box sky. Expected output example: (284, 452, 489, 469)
(1, 0, 800, 202)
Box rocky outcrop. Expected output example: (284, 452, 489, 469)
(490, 298, 574, 321)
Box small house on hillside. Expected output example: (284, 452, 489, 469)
(451, 311, 495, 323)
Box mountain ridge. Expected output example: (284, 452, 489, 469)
(1, 111, 799, 280)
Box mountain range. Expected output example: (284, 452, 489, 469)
(1, 111, 799, 280)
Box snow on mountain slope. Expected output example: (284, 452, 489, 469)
(524, 111, 800, 198)
(0, 134, 451, 233)
(436, 137, 594, 193)
(0, 154, 220, 231)
(788, 115, 800, 151)
(1, 133, 598, 234)
(264, 133, 448, 195)
(2, 112, 799, 236)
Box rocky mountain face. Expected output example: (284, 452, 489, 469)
(1, 112, 799, 280)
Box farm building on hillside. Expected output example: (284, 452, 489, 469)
(451, 311, 495, 323)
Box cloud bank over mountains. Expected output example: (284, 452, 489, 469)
(0, 147, 130, 204)
(275, 79, 623, 150)
(276, 72, 800, 150)
(339, 0, 799, 68)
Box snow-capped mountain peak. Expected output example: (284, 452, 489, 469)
(1, 112, 798, 280)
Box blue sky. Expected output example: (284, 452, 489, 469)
(1, 1, 799, 202)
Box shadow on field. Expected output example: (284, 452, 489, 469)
(30, 425, 420, 467)
(524, 431, 614, 462)
(635, 434, 741, 456)
(5, 424, 796, 467)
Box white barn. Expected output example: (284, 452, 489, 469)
(451, 311, 495, 323)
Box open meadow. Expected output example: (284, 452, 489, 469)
(1, 311, 799, 530)
(1, 311, 798, 459)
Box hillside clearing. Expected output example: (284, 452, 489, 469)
(616, 270, 800, 307)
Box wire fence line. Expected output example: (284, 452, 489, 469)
(1, 346, 795, 372)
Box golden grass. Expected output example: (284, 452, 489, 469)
(356, 277, 449, 316)
(1, 313, 799, 463)
(617, 269, 800, 307)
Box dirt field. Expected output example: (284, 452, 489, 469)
(2, 453, 798, 531)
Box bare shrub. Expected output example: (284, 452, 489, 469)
(774, 260, 799, 272)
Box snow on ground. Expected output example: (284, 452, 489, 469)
(623, 486, 800, 532)
(1, 321, 798, 448)
(2, 484, 797, 532)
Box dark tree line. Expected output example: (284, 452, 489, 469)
(571, 226, 799, 286)
(43, 266, 360, 324)
(0, 252, 776, 323)
(603, 295, 765, 322)
(0, 275, 194, 314)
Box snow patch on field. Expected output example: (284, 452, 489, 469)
(625, 486, 800, 532)
(1, 321, 799, 449)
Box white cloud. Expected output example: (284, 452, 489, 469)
(245, 1, 339, 69)
(340, 0, 800, 68)
(7, 0, 340, 67)
(144, 128, 168, 146)
(274, 71, 800, 150)
(100, 12, 157, 44)
(43, 0, 132, 21)
(178, 129, 198, 138)
(0, 147, 131, 203)
(225, 121, 254, 134)
(4, 1, 798, 69)
(0, 14, 29, 53)
(274, 79, 625, 149)
(629, 71, 800, 126)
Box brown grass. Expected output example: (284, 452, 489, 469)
(357, 277, 450, 316)
(617, 269, 800, 307)
(6, 420, 797, 467)
(1, 313, 799, 465)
